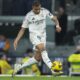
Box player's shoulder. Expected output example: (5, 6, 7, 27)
(41, 7, 49, 12)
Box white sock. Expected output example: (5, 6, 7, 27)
(41, 50, 52, 69)
(20, 57, 38, 69)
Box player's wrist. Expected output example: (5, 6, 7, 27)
(56, 24, 60, 28)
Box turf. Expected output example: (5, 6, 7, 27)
(0, 76, 80, 80)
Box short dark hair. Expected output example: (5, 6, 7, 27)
(32, 0, 41, 6)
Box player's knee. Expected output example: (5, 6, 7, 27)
(39, 47, 45, 53)
(36, 44, 45, 52)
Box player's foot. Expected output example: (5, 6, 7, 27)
(12, 64, 21, 76)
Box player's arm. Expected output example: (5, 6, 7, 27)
(14, 14, 29, 50)
(14, 27, 26, 50)
(45, 9, 61, 32)
(51, 16, 61, 32)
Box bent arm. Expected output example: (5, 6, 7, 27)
(51, 16, 61, 32)
(52, 16, 59, 27)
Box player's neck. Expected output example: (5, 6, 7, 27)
(32, 11, 40, 15)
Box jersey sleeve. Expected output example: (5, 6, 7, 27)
(45, 9, 54, 19)
(22, 14, 29, 28)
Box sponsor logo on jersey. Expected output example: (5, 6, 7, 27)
(29, 19, 45, 25)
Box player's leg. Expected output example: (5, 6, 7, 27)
(20, 50, 42, 69)
(12, 47, 42, 75)
(36, 43, 52, 69)
(36, 43, 63, 75)
(12, 53, 42, 75)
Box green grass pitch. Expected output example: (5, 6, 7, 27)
(0, 76, 80, 80)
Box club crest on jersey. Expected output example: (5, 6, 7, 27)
(49, 13, 52, 16)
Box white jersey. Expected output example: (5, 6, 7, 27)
(22, 8, 54, 34)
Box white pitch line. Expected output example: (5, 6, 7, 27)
(0, 75, 52, 77)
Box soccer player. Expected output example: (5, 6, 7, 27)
(13, 0, 61, 75)
(0, 53, 13, 74)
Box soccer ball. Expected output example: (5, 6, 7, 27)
(52, 61, 63, 72)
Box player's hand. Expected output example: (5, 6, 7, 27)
(56, 25, 61, 32)
(13, 38, 18, 50)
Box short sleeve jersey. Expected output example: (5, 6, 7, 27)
(22, 8, 53, 34)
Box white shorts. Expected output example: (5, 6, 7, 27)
(30, 32, 46, 50)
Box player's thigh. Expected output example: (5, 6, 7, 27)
(37, 34, 46, 50)
(30, 33, 41, 46)
(30, 33, 46, 51)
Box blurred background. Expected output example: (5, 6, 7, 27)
(0, 0, 80, 76)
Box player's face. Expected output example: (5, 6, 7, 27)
(32, 5, 41, 14)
